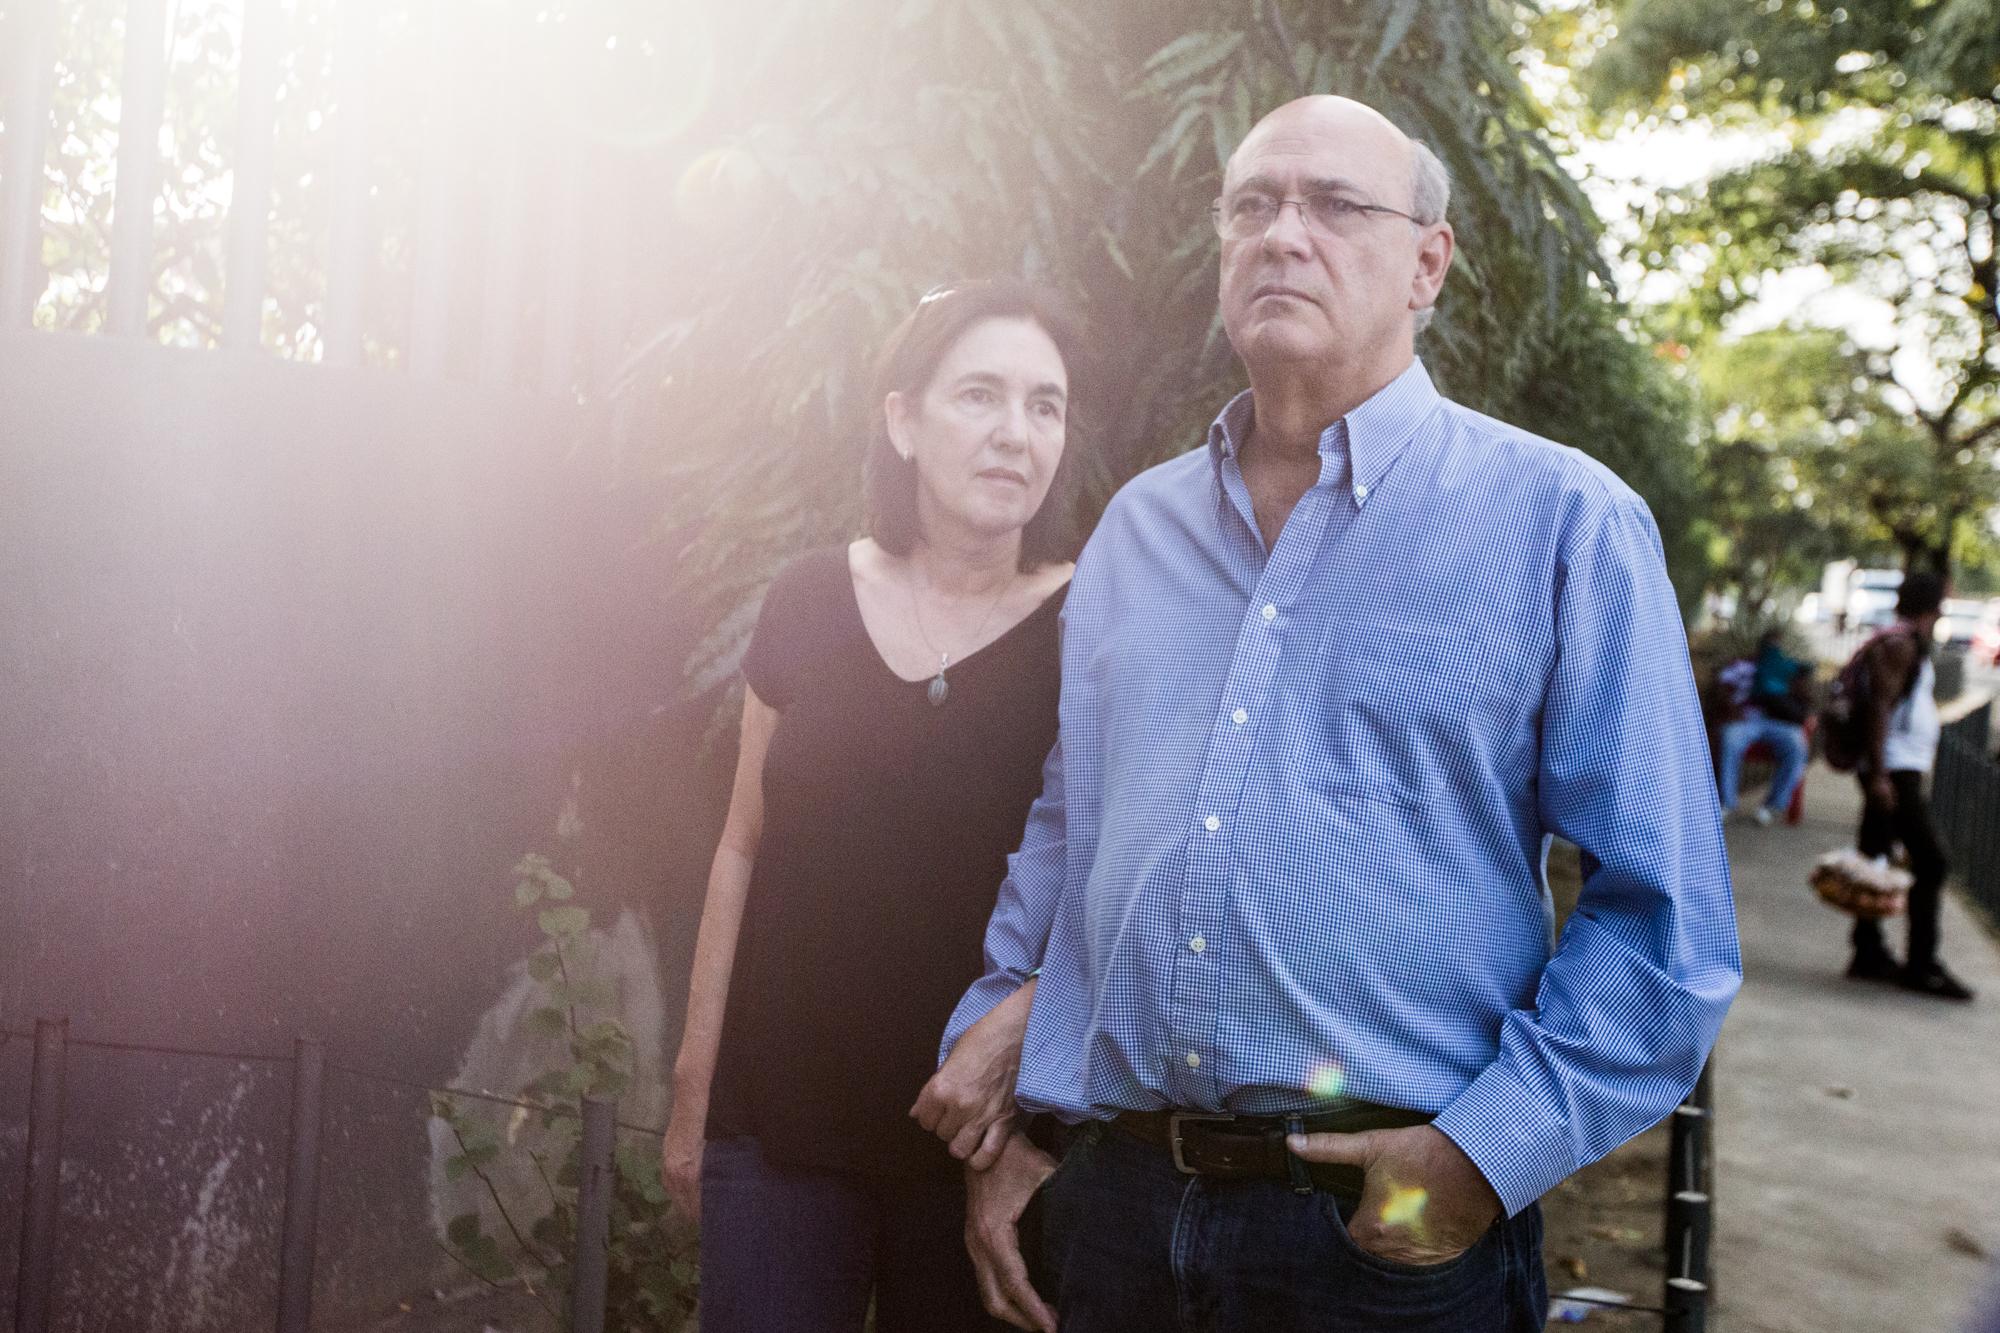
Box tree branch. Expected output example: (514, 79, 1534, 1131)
(1959, 415, 2000, 452)
(431, 1237, 518, 1299)
(1859, 359, 1936, 429)
(448, 1118, 558, 1289)
(1258, 0, 1309, 95)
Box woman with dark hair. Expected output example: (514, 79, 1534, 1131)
(660, 279, 1084, 1331)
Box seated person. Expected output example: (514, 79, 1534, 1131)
(1715, 629, 1810, 824)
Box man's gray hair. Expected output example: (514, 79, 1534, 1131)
(1410, 138, 1451, 335)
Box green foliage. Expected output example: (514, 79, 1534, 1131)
(1577, 0, 2000, 578)
(17, 0, 1705, 685)
(1680, 326, 1872, 621)
(631, 0, 1702, 707)
(430, 853, 696, 1330)
(1663, 320, 2000, 622)
(1509, 294, 1708, 609)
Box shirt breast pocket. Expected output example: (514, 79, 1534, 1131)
(1310, 623, 1479, 807)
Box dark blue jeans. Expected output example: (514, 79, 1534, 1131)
(1036, 1123, 1547, 1333)
(700, 1135, 1004, 1333)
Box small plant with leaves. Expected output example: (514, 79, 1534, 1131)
(430, 852, 699, 1330)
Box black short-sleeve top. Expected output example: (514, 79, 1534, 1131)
(706, 545, 1065, 1180)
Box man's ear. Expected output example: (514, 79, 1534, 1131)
(1410, 221, 1455, 313)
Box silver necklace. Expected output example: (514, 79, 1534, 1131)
(907, 563, 1016, 707)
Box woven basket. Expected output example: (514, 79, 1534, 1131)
(1809, 849, 1911, 920)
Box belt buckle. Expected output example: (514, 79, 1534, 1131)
(1167, 1112, 1236, 1175)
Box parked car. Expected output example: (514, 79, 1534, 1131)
(1935, 598, 1990, 651)
(1846, 568, 1903, 628)
(1972, 601, 2000, 664)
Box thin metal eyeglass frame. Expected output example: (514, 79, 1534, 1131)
(1209, 193, 1427, 240)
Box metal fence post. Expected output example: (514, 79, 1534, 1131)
(1664, 1059, 1713, 1333)
(275, 1038, 325, 1333)
(16, 1017, 69, 1333)
(571, 1096, 615, 1333)
(1665, 1273, 1710, 1333)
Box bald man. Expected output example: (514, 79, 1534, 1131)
(928, 96, 1740, 1332)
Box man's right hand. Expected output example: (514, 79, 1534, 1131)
(659, 1112, 704, 1226)
(1867, 771, 1896, 810)
(965, 1130, 1059, 1333)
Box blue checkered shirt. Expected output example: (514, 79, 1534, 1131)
(941, 359, 1740, 1216)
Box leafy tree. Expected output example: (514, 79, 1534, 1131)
(638, 0, 1706, 702)
(8, 0, 1706, 691)
(1683, 325, 1901, 621)
(1511, 295, 1707, 611)
(1578, 0, 2000, 578)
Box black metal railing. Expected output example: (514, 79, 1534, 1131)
(1934, 701, 2000, 931)
(4, 1014, 1713, 1332)
(1663, 1062, 1714, 1332)
(3, 1017, 645, 1333)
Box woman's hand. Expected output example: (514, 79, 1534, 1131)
(912, 979, 1036, 1169)
(659, 1111, 706, 1226)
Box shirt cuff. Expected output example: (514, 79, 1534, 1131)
(1429, 1059, 1575, 1218)
(937, 970, 1028, 1067)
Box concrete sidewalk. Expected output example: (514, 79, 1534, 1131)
(1712, 763, 2000, 1332)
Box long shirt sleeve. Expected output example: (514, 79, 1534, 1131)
(938, 361, 1739, 1211)
(939, 733, 1068, 1060)
(1431, 496, 1741, 1215)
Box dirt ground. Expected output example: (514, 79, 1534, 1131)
(348, 1285, 550, 1333)
(1540, 1121, 1674, 1328)
(1538, 840, 1684, 1329)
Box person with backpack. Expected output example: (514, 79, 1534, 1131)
(1838, 572, 1975, 1001)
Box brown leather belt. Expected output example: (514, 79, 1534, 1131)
(1112, 1103, 1433, 1197)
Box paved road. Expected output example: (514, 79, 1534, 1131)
(1712, 762, 2000, 1332)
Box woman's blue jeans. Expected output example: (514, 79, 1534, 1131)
(1036, 1122, 1547, 1333)
(699, 1135, 1003, 1333)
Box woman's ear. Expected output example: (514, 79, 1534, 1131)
(884, 391, 916, 463)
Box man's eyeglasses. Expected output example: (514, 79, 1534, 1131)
(1210, 191, 1426, 241)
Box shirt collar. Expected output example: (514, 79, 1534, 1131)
(1205, 358, 1441, 506)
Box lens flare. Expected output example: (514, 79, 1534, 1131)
(534, 0, 718, 149)
(676, 144, 768, 236)
(1306, 1061, 1346, 1101)
(1379, 1185, 1429, 1229)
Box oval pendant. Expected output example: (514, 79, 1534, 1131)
(927, 674, 949, 707)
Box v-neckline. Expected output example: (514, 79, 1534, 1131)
(845, 555, 1066, 688)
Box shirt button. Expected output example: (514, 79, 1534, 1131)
(1186, 1052, 1201, 1068)
(1231, 707, 1248, 726)
(1190, 935, 1206, 953)
(1261, 604, 1277, 622)
(1204, 815, 1220, 833)
(1355, 483, 1370, 501)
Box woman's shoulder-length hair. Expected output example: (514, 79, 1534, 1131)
(862, 278, 1089, 571)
